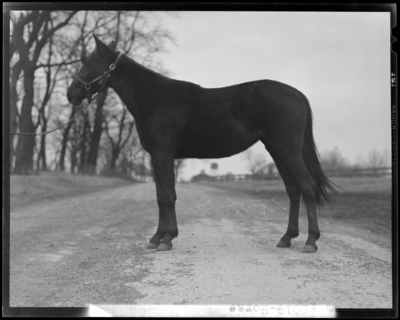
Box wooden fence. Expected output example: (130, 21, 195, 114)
(322, 166, 392, 178)
(200, 167, 392, 183)
(212, 173, 279, 182)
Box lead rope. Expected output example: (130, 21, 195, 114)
(10, 52, 123, 137)
(10, 102, 92, 136)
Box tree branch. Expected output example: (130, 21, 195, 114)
(33, 11, 78, 63)
(35, 59, 81, 70)
(10, 11, 41, 59)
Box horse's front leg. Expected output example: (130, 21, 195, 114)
(146, 153, 178, 251)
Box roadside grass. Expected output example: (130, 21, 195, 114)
(9, 171, 134, 209)
(203, 176, 393, 239)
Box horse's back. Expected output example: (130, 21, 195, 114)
(199, 79, 309, 135)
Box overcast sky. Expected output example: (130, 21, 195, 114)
(158, 11, 391, 181)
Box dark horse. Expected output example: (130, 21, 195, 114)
(67, 35, 336, 253)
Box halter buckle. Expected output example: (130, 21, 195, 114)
(109, 64, 116, 70)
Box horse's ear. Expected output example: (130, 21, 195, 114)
(108, 40, 117, 51)
(93, 34, 112, 57)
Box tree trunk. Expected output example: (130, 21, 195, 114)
(59, 106, 77, 171)
(84, 90, 107, 175)
(10, 62, 22, 171)
(78, 116, 89, 173)
(14, 65, 36, 175)
(109, 148, 120, 170)
(39, 124, 47, 171)
(174, 159, 186, 182)
(12, 10, 78, 175)
(70, 148, 78, 174)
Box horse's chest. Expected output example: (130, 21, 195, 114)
(135, 120, 152, 152)
(135, 111, 185, 151)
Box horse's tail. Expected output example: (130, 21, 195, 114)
(301, 94, 339, 207)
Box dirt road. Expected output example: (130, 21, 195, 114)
(10, 183, 392, 310)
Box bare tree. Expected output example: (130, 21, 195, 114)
(242, 149, 268, 175)
(10, 11, 42, 167)
(367, 149, 389, 169)
(78, 112, 91, 173)
(320, 147, 350, 171)
(9, 10, 175, 176)
(58, 104, 78, 171)
(67, 113, 84, 174)
(174, 159, 187, 182)
(11, 10, 78, 174)
(34, 35, 63, 170)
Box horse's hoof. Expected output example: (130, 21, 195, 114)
(276, 240, 291, 248)
(146, 242, 159, 249)
(156, 243, 172, 251)
(302, 244, 318, 253)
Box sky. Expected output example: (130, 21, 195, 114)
(154, 11, 392, 181)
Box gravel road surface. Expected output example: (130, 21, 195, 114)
(10, 183, 392, 310)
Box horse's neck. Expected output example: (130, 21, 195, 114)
(110, 57, 168, 118)
(110, 56, 165, 115)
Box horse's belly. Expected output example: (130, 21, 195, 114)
(176, 121, 259, 159)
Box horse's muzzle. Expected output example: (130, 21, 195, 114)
(67, 86, 85, 106)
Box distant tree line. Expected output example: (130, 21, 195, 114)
(241, 146, 390, 178)
(319, 147, 390, 172)
(9, 10, 187, 180)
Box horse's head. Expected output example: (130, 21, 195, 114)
(67, 35, 120, 106)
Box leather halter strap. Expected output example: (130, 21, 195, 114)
(74, 52, 123, 103)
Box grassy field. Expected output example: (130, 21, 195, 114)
(9, 171, 132, 209)
(204, 176, 393, 240)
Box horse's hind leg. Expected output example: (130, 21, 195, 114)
(265, 141, 320, 253)
(262, 141, 301, 248)
(282, 154, 320, 253)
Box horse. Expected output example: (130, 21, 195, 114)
(67, 35, 337, 253)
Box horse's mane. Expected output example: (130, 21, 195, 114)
(123, 54, 171, 80)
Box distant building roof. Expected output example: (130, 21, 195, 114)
(191, 171, 214, 182)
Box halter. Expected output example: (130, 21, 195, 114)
(74, 52, 123, 103)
